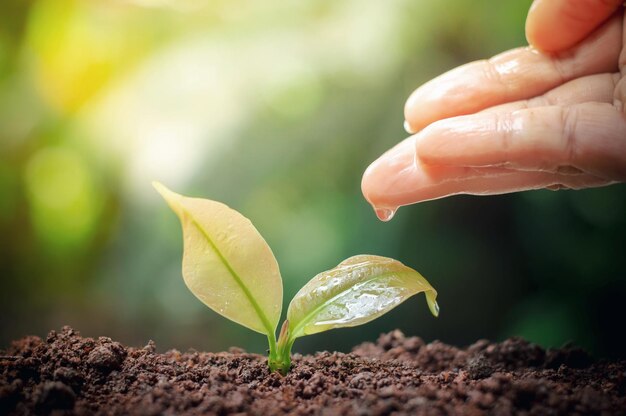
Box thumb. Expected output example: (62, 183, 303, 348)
(526, 0, 623, 52)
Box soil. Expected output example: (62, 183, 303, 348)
(1, 327, 625, 415)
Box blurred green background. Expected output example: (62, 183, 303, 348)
(1, 0, 625, 358)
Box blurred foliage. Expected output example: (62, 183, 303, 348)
(1, 0, 625, 359)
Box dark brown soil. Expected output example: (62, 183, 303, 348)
(1, 327, 625, 415)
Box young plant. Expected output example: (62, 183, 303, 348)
(153, 182, 439, 374)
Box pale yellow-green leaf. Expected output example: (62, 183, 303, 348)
(153, 182, 282, 336)
(287, 255, 438, 338)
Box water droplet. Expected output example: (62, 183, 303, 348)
(374, 207, 397, 222)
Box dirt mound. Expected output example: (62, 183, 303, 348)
(1, 327, 625, 415)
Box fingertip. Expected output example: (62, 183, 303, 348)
(360, 160, 376, 206)
(361, 137, 421, 210)
(525, 0, 622, 52)
(403, 89, 423, 134)
(403, 120, 415, 134)
(525, 0, 572, 52)
(403, 81, 450, 134)
(524, 1, 540, 48)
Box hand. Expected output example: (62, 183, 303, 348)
(362, 0, 626, 220)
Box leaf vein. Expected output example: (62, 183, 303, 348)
(184, 210, 274, 336)
(290, 272, 423, 339)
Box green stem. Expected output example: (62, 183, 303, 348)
(267, 331, 278, 366)
(268, 320, 293, 374)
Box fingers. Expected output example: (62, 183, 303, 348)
(622, 11, 626, 75)
(361, 136, 612, 208)
(615, 12, 626, 111)
(417, 102, 626, 181)
(363, 100, 625, 209)
(404, 13, 622, 134)
(526, 0, 623, 52)
(616, 75, 626, 112)
(483, 73, 620, 114)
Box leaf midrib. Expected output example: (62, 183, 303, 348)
(183, 207, 274, 336)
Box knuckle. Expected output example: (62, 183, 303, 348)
(560, 106, 579, 166)
(483, 58, 509, 93)
(549, 53, 572, 84)
(493, 111, 515, 161)
(528, 95, 550, 108)
(614, 75, 626, 114)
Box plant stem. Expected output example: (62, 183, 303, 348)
(267, 330, 278, 368)
(268, 320, 292, 374)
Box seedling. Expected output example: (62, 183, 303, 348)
(153, 182, 439, 374)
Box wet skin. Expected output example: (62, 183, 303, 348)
(362, 0, 626, 219)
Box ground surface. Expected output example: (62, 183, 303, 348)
(1, 327, 625, 415)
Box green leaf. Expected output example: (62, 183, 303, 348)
(287, 255, 438, 338)
(153, 182, 282, 336)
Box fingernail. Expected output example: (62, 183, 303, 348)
(403, 120, 416, 134)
